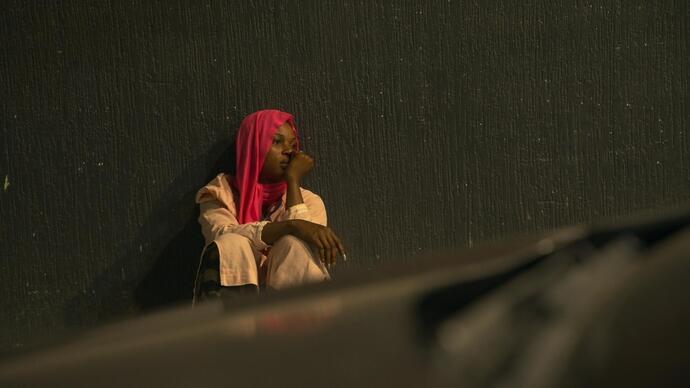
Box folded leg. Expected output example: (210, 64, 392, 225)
(215, 232, 261, 287)
(265, 235, 330, 290)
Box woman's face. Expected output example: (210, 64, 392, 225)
(259, 123, 298, 183)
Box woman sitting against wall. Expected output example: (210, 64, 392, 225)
(193, 109, 346, 303)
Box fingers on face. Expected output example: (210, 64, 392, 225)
(299, 153, 314, 166)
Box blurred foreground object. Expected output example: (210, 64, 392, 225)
(1, 208, 689, 387)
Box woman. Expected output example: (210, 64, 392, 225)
(193, 109, 345, 303)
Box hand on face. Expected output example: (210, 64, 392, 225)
(284, 151, 314, 183)
(259, 122, 304, 184)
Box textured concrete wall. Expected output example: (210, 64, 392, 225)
(1, 1, 688, 354)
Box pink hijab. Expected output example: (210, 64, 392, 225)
(230, 109, 299, 224)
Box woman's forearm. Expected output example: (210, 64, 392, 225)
(261, 220, 295, 245)
(285, 178, 304, 208)
(262, 179, 305, 245)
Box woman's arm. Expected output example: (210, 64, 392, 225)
(281, 152, 327, 225)
(272, 151, 345, 265)
(198, 200, 270, 251)
(261, 220, 295, 245)
(284, 151, 313, 208)
(262, 220, 345, 267)
(285, 179, 304, 208)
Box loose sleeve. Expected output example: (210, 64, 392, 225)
(196, 183, 269, 251)
(278, 189, 328, 226)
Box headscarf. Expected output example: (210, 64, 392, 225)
(230, 109, 299, 224)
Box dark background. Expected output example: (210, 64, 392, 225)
(1, 0, 688, 355)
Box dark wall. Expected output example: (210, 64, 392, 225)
(1, 0, 688, 355)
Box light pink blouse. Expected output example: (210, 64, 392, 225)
(195, 173, 328, 251)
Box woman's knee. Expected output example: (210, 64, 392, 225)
(273, 235, 309, 252)
(215, 233, 254, 253)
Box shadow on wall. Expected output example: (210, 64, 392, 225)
(63, 137, 238, 327)
(134, 141, 238, 310)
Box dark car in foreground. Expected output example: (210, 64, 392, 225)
(1, 208, 689, 387)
